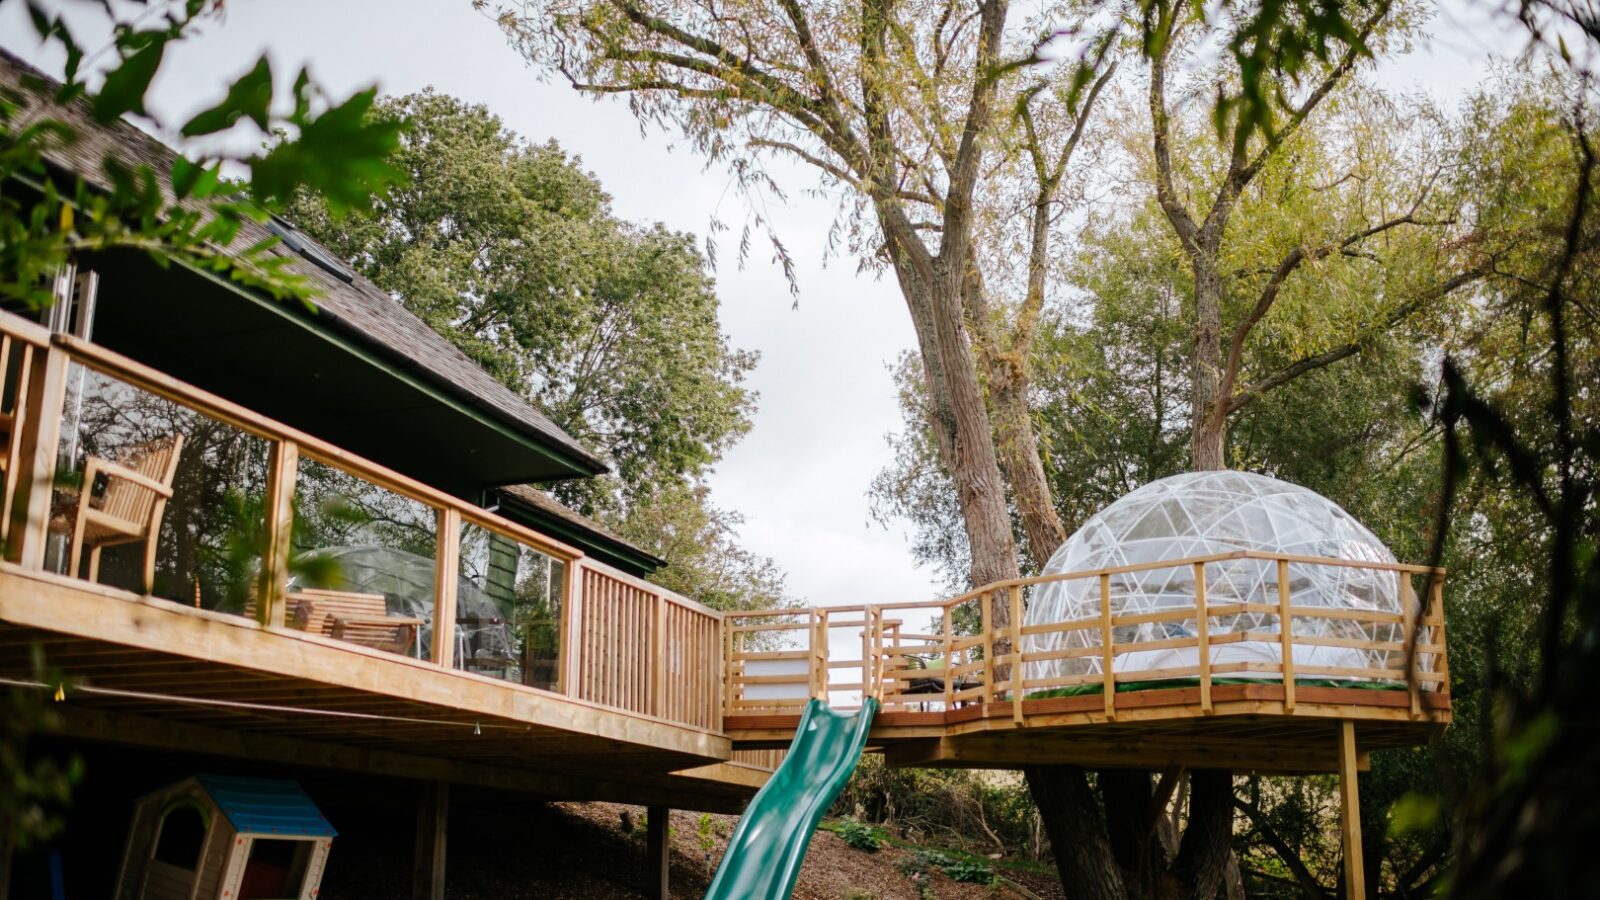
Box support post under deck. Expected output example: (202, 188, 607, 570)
(646, 805, 670, 899)
(412, 781, 449, 900)
(1338, 721, 1366, 900)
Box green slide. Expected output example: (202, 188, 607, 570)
(705, 698, 879, 900)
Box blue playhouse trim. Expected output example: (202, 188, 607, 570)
(195, 775, 337, 838)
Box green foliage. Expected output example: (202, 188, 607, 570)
(836, 817, 886, 852)
(834, 757, 1037, 859)
(284, 91, 787, 611)
(0, 648, 82, 852)
(903, 848, 993, 884)
(0, 0, 405, 309)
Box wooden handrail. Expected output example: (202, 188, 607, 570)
(0, 316, 728, 733)
(724, 552, 1451, 719)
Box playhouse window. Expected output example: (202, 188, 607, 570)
(239, 838, 314, 900)
(151, 805, 207, 871)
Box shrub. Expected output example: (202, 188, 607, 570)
(837, 817, 885, 852)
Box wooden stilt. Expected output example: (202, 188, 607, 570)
(646, 805, 670, 900)
(412, 781, 449, 900)
(1338, 720, 1366, 900)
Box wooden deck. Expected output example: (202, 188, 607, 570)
(0, 309, 755, 811)
(0, 565, 759, 810)
(726, 683, 1448, 774)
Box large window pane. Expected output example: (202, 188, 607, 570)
(455, 522, 566, 690)
(51, 363, 268, 614)
(290, 456, 437, 658)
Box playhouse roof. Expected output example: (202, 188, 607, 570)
(195, 775, 337, 838)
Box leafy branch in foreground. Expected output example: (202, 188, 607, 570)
(1, 0, 406, 308)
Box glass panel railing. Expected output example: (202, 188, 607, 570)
(454, 520, 566, 690)
(289, 454, 438, 658)
(47, 362, 270, 614)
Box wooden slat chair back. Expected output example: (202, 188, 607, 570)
(66, 434, 184, 590)
(290, 588, 423, 656)
(0, 335, 32, 543)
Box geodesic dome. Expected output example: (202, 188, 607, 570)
(1022, 471, 1421, 689)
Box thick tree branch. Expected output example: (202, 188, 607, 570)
(1147, 5, 1200, 257)
(1211, 210, 1437, 419)
(1226, 265, 1489, 417)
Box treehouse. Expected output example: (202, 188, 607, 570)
(0, 47, 1447, 900)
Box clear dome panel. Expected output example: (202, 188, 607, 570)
(1022, 471, 1419, 688)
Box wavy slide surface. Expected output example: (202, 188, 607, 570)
(705, 698, 878, 900)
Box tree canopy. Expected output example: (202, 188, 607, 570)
(284, 90, 785, 609)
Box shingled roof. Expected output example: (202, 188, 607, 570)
(495, 484, 667, 575)
(0, 48, 605, 476)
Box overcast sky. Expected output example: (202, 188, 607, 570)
(0, 1, 1533, 609)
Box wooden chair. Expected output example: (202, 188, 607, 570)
(61, 434, 184, 589)
(0, 335, 32, 544)
(290, 588, 424, 657)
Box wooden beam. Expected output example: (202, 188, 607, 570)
(1339, 720, 1366, 900)
(257, 440, 297, 628)
(412, 781, 449, 900)
(1278, 558, 1295, 712)
(5, 343, 66, 569)
(879, 734, 1368, 775)
(0, 567, 730, 762)
(432, 509, 461, 668)
(39, 703, 753, 813)
(646, 805, 670, 900)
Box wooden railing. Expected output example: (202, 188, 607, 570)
(570, 561, 722, 730)
(725, 552, 1448, 721)
(0, 311, 724, 733)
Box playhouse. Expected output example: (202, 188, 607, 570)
(114, 775, 335, 900)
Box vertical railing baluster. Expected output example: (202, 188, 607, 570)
(1402, 574, 1420, 718)
(942, 603, 954, 709)
(981, 591, 994, 706)
(1010, 584, 1024, 726)
(653, 591, 667, 717)
(814, 608, 830, 702)
(1194, 562, 1212, 714)
(1278, 558, 1295, 713)
(1429, 574, 1448, 698)
(1100, 573, 1115, 721)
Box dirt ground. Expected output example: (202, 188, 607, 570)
(316, 796, 1064, 899)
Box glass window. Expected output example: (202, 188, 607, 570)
(289, 456, 437, 657)
(51, 364, 268, 613)
(455, 522, 566, 690)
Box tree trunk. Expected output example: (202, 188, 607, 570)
(1025, 766, 1126, 900)
(883, 234, 1022, 608)
(1191, 257, 1227, 472)
(988, 359, 1067, 562)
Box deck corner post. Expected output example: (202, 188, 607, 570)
(257, 439, 298, 628)
(6, 342, 67, 569)
(1338, 720, 1367, 900)
(412, 780, 449, 900)
(646, 805, 670, 900)
(431, 508, 461, 667)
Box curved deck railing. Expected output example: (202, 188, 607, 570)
(725, 552, 1448, 723)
